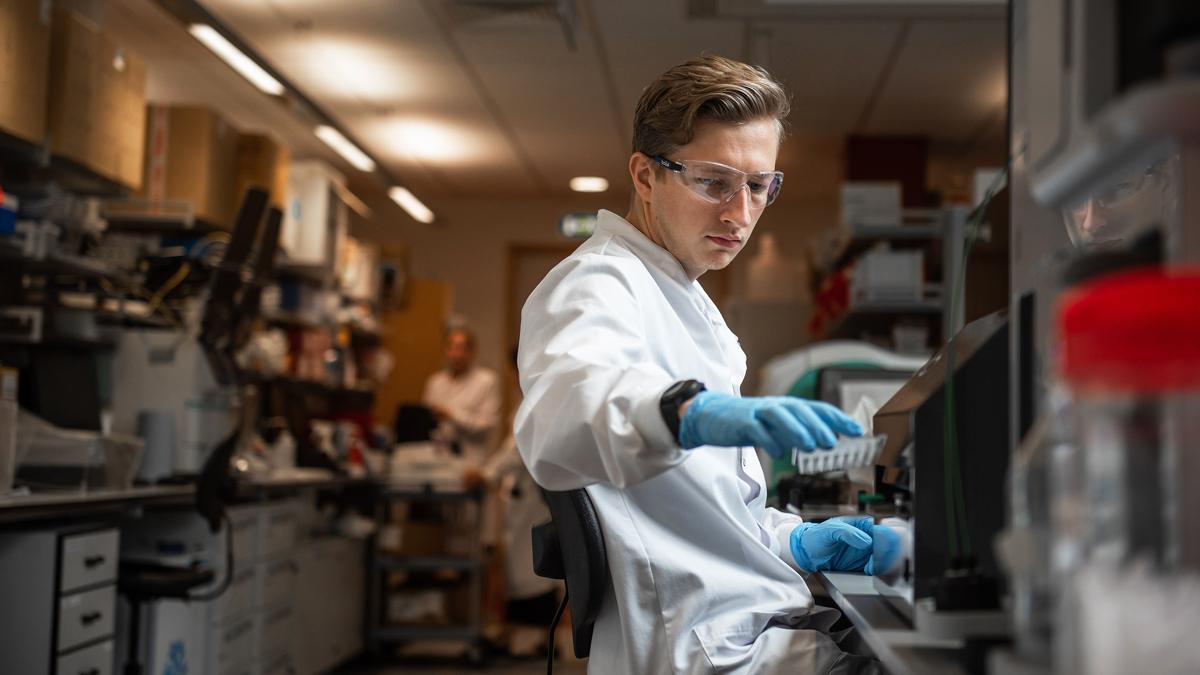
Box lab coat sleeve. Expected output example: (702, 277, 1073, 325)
(482, 434, 524, 485)
(760, 506, 807, 573)
(515, 255, 685, 491)
(420, 375, 437, 408)
(446, 371, 502, 441)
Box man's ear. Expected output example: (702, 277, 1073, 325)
(629, 152, 656, 203)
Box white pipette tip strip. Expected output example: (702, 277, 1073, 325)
(791, 434, 887, 475)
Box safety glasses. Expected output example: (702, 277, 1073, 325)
(651, 155, 784, 208)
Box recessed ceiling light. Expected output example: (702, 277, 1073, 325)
(570, 176, 609, 193)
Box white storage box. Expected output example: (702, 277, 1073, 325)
(852, 249, 924, 303)
(841, 182, 902, 229)
(281, 160, 347, 269)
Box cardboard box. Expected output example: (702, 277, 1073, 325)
(395, 521, 446, 557)
(0, 0, 50, 143)
(141, 105, 240, 228)
(46, 9, 146, 189)
(234, 133, 290, 211)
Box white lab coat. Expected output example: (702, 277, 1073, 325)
(515, 211, 869, 674)
(422, 366, 501, 466)
(483, 429, 558, 600)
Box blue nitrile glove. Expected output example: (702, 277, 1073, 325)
(678, 391, 863, 459)
(790, 516, 899, 574)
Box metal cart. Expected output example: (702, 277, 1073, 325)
(366, 484, 487, 665)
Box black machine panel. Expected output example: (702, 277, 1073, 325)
(873, 310, 1010, 611)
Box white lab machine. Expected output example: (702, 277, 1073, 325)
(109, 326, 235, 476)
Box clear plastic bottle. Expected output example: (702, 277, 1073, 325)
(1009, 385, 1074, 664)
(1051, 268, 1200, 674)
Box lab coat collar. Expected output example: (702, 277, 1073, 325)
(594, 210, 693, 286)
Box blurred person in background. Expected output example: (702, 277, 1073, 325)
(422, 324, 502, 467)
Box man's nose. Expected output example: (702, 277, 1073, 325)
(720, 184, 754, 226)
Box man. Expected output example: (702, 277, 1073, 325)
(515, 56, 892, 674)
(423, 325, 501, 466)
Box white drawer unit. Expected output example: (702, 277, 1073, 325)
(258, 652, 294, 675)
(229, 505, 263, 564)
(127, 496, 311, 675)
(60, 530, 119, 594)
(259, 501, 298, 561)
(211, 615, 256, 675)
(293, 537, 364, 675)
(56, 640, 115, 675)
(209, 566, 258, 626)
(256, 558, 296, 610)
(0, 526, 120, 675)
(256, 604, 293, 662)
(57, 585, 116, 652)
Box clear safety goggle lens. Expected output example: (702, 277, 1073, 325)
(653, 156, 784, 208)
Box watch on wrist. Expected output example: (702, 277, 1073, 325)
(660, 379, 707, 443)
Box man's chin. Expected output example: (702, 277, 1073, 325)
(700, 250, 739, 273)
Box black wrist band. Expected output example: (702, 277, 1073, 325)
(660, 379, 707, 443)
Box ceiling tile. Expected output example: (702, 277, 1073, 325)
(859, 18, 1006, 141)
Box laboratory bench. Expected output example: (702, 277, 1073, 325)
(0, 474, 376, 526)
(0, 474, 374, 675)
(812, 571, 980, 675)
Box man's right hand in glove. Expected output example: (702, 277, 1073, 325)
(678, 391, 863, 458)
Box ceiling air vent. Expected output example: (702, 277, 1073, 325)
(688, 0, 1004, 20)
(444, 0, 579, 50)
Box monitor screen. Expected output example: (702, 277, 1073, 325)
(816, 368, 915, 417)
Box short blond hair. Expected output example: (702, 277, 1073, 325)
(632, 55, 790, 159)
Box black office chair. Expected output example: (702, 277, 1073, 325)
(531, 488, 609, 670)
(118, 563, 215, 675)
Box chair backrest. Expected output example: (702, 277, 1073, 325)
(531, 488, 608, 658)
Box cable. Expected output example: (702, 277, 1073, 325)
(941, 163, 1010, 563)
(100, 276, 184, 331)
(147, 261, 191, 313)
(186, 511, 236, 602)
(189, 231, 231, 264)
(546, 590, 568, 675)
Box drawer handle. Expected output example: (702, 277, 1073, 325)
(80, 611, 103, 625)
(83, 555, 106, 568)
(79, 669, 100, 675)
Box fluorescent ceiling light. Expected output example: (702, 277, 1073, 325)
(570, 176, 609, 193)
(767, 0, 1002, 4)
(389, 187, 434, 224)
(188, 24, 284, 96)
(334, 184, 372, 219)
(315, 125, 376, 173)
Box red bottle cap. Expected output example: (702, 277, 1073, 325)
(1057, 267, 1200, 393)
